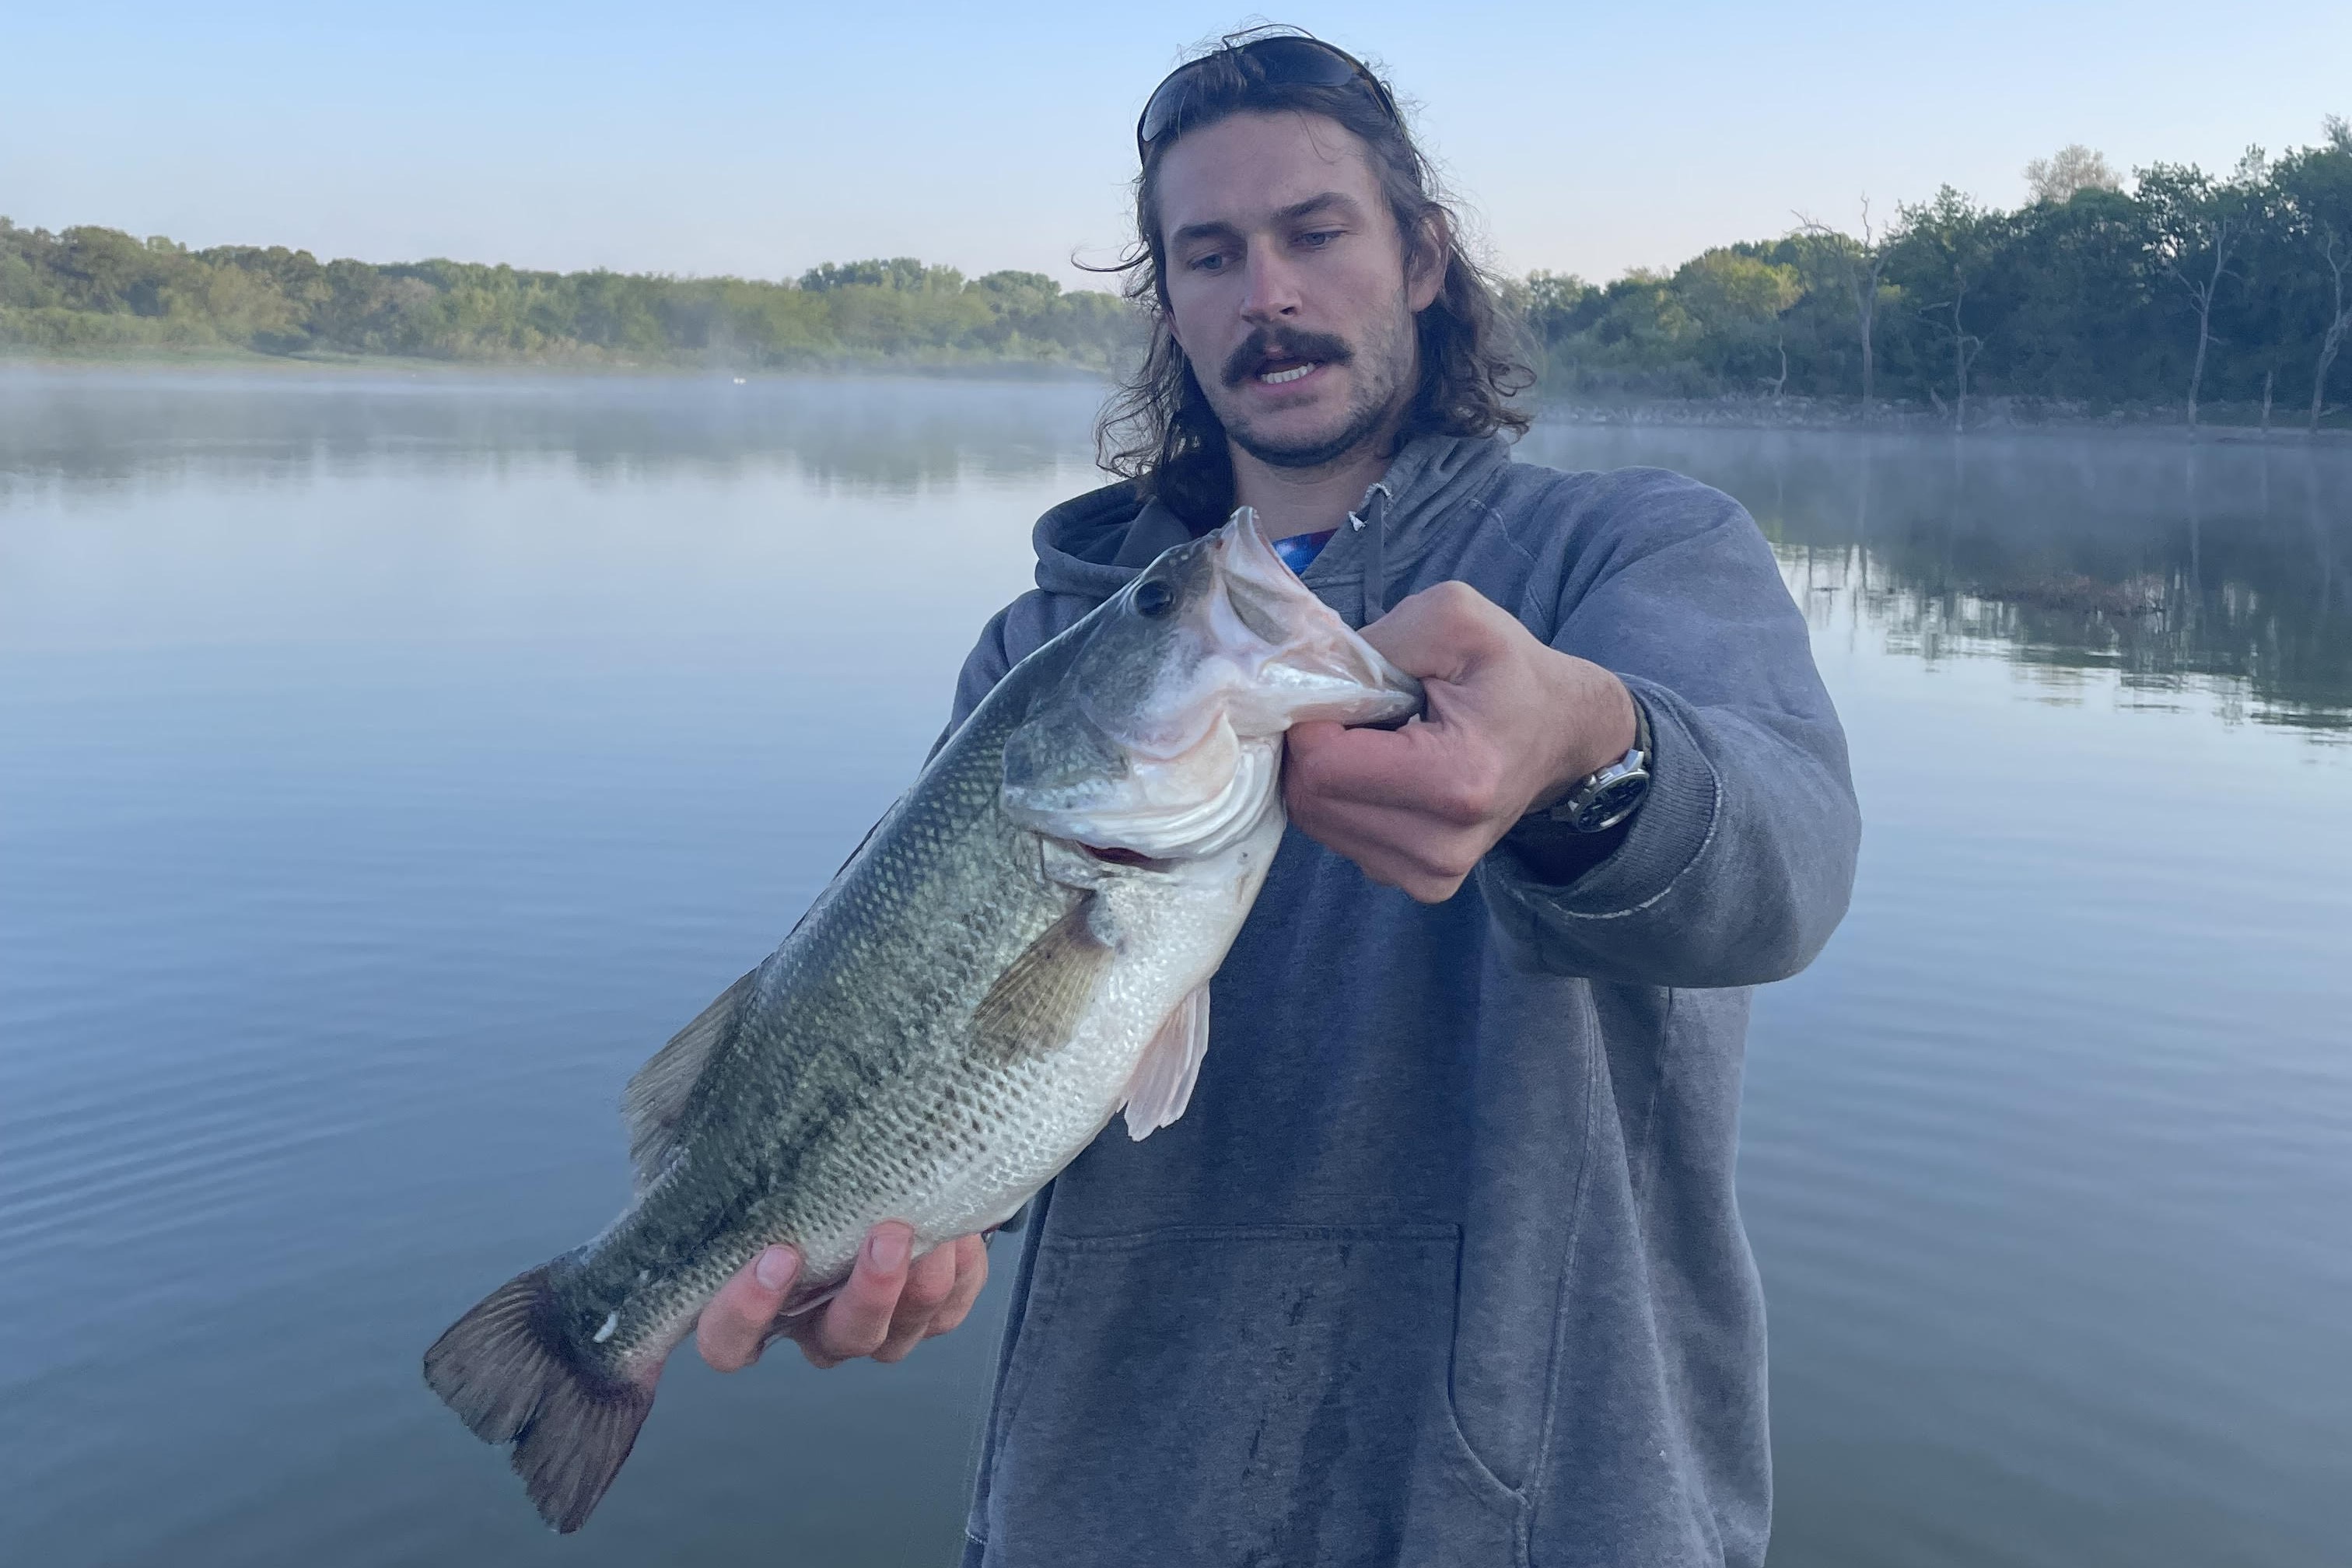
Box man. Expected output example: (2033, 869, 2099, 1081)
(699, 30, 1860, 1567)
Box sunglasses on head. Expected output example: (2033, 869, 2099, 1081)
(1136, 35, 1400, 162)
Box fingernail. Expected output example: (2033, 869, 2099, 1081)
(868, 1228, 910, 1271)
(755, 1246, 797, 1291)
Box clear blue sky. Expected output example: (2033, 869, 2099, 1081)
(8, 2, 2347, 290)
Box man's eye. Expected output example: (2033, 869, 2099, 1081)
(1299, 230, 1340, 249)
(1189, 252, 1230, 273)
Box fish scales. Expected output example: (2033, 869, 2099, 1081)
(422, 508, 1422, 1531)
(573, 673, 1094, 1359)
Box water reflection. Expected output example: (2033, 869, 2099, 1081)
(1521, 427, 2352, 737)
(4, 375, 2346, 1568)
(13, 375, 2347, 738)
(0, 367, 1104, 499)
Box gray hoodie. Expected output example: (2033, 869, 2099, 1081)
(950, 434, 1860, 1568)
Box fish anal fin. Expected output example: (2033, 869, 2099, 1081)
(971, 896, 1114, 1065)
(1122, 982, 1211, 1140)
(623, 966, 759, 1185)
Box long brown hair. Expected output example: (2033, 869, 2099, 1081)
(1094, 30, 1535, 526)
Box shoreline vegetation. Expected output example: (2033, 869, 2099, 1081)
(6, 124, 2349, 436)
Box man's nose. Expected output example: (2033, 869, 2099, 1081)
(1239, 247, 1303, 322)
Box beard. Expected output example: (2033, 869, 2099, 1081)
(1205, 307, 1416, 471)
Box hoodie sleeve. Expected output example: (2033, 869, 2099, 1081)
(1475, 470, 1860, 989)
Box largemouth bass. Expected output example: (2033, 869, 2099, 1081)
(422, 506, 1420, 1531)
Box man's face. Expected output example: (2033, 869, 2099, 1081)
(1154, 110, 1444, 471)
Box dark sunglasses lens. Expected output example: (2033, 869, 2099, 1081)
(1137, 73, 1192, 146)
(1244, 37, 1364, 87)
(1139, 38, 1371, 146)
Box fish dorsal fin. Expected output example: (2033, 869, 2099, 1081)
(622, 966, 759, 1185)
(1122, 982, 1210, 1141)
(971, 896, 1114, 1065)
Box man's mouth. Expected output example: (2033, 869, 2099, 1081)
(1223, 331, 1352, 389)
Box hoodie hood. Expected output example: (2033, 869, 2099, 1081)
(1031, 433, 1512, 628)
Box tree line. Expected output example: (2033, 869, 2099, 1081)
(0, 227, 1140, 370)
(4, 116, 2348, 428)
(1522, 121, 2352, 431)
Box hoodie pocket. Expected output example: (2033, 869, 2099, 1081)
(970, 1223, 1522, 1568)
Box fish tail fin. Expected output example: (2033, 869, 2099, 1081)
(422, 1262, 654, 1534)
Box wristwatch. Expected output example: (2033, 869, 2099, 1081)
(1531, 696, 1652, 835)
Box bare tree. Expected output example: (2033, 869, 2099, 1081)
(2025, 144, 2123, 205)
(2266, 118, 2352, 432)
(1900, 187, 2000, 432)
(1934, 309, 1986, 432)
(1796, 200, 1893, 416)
(2311, 227, 2352, 432)
(2141, 153, 2264, 431)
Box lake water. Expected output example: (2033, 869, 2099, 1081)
(2, 369, 2347, 1567)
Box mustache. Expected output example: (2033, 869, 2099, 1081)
(1220, 327, 1354, 388)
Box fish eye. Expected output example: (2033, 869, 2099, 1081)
(1134, 579, 1175, 618)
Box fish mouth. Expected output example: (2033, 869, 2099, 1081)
(1206, 507, 1424, 733)
(1003, 508, 1421, 862)
(1079, 842, 1174, 870)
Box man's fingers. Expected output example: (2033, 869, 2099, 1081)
(1358, 581, 1508, 681)
(925, 1234, 991, 1339)
(1285, 789, 1489, 901)
(873, 1237, 963, 1363)
(1288, 719, 1507, 831)
(800, 1222, 913, 1368)
(697, 1244, 801, 1374)
(698, 1226, 987, 1375)
(1286, 719, 1454, 810)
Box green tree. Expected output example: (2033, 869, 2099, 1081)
(1983, 184, 2159, 401)
(1672, 250, 1801, 394)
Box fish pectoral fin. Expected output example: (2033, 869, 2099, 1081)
(971, 895, 1115, 1064)
(622, 964, 759, 1186)
(1122, 982, 1211, 1141)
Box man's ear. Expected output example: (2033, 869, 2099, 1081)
(1406, 211, 1449, 313)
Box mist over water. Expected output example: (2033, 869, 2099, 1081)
(3, 370, 2347, 1566)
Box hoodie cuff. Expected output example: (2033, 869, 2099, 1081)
(1479, 674, 1720, 936)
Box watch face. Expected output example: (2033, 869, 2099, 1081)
(1573, 772, 1649, 833)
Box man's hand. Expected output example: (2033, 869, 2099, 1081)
(1285, 581, 1637, 903)
(695, 1223, 989, 1373)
